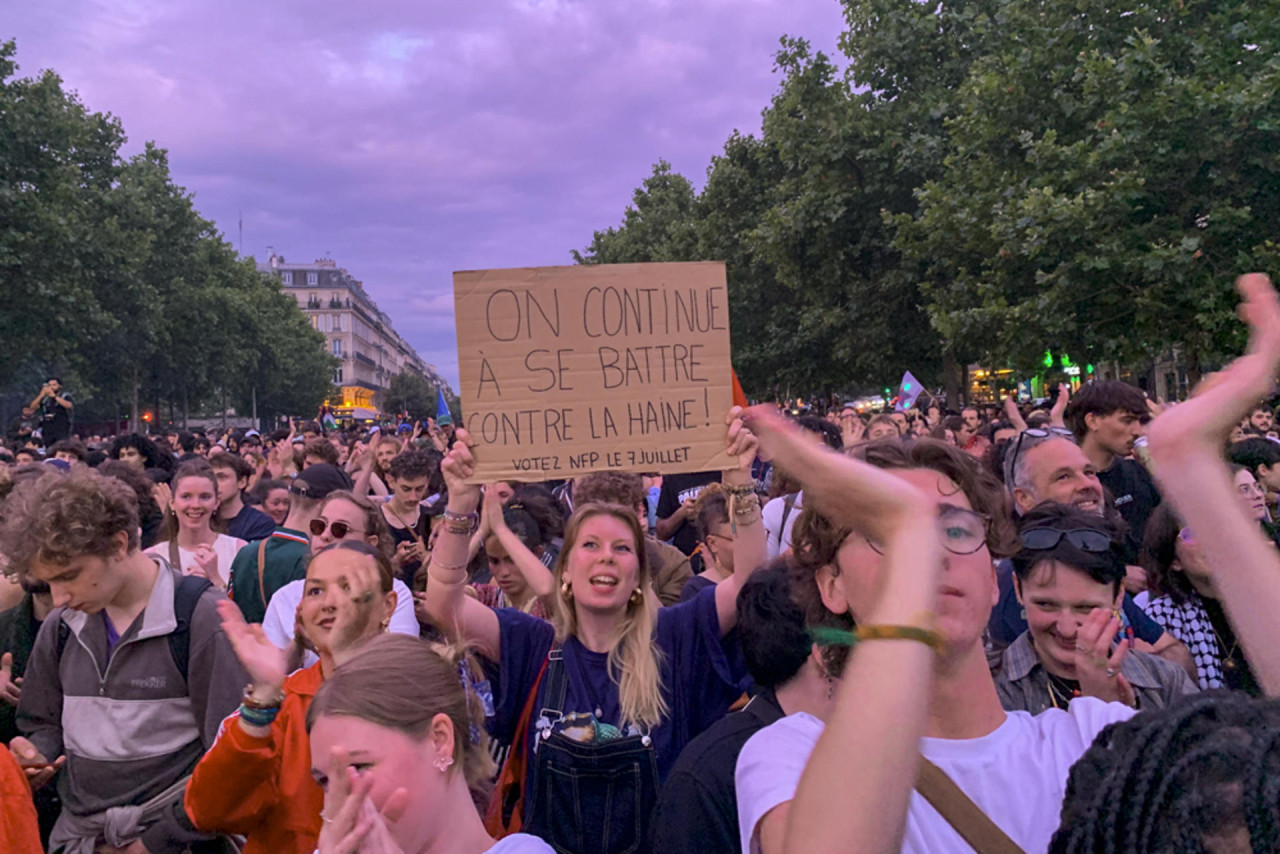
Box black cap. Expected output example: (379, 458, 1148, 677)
(289, 463, 352, 500)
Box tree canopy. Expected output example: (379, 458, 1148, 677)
(576, 0, 1280, 399)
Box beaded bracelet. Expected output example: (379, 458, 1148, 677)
(242, 684, 285, 709)
(809, 614, 943, 654)
(721, 482, 759, 498)
(238, 703, 281, 728)
(443, 510, 479, 536)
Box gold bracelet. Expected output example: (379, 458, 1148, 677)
(731, 494, 761, 514)
(721, 482, 758, 498)
(431, 560, 469, 575)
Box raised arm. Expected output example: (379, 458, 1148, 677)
(423, 430, 501, 660)
(483, 486, 557, 609)
(745, 406, 943, 854)
(1145, 273, 1280, 696)
(712, 407, 764, 634)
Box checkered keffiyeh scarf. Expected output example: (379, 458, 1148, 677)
(1145, 591, 1222, 690)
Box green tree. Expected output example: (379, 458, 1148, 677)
(573, 161, 700, 265)
(893, 0, 1280, 377)
(384, 371, 437, 421)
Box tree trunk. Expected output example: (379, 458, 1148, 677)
(182, 386, 189, 430)
(1186, 349, 1202, 388)
(129, 371, 140, 434)
(943, 350, 961, 411)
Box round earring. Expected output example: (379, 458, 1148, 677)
(629, 588, 642, 605)
(561, 580, 573, 599)
(379, 618, 390, 632)
(434, 755, 454, 773)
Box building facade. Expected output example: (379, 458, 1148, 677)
(259, 254, 436, 419)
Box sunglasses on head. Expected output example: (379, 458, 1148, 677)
(309, 518, 366, 540)
(1019, 527, 1113, 552)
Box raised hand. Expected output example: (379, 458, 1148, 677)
(0, 652, 21, 706)
(441, 429, 481, 512)
(190, 544, 224, 589)
(217, 599, 288, 695)
(1073, 608, 1136, 707)
(152, 483, 172, 518)
(1049, 383, 1071, 428)
(723, 405, 758, 481)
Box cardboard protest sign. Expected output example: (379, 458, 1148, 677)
(453, 262, 735, 482)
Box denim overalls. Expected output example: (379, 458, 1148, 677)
(524, 647, 660, 854)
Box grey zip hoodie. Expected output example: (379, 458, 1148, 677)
(18, 563, 247, 853)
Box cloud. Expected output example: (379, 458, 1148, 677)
(7, 0, 847, 388)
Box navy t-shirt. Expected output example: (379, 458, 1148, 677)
(484, 585, 747, 807)
(224, 502, 278, 542)
(989, 559, 1164, 645)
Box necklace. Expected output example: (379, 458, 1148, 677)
(1210, 624, 1240, 673)
(1046, 673, 1080, 711)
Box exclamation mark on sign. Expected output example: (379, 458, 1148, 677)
(704, 388, 711, 426)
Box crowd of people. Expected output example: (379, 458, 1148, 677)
(3, 273, 1280, 853)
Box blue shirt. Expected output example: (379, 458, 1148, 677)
(484, 585, 747, 805)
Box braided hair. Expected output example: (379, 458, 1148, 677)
(1050, 692, 1280, 853)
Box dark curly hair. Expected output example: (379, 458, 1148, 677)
(1050, 692, 1280, 854)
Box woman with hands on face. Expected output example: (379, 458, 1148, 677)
(308, 634, 553, 854)
(183, 541, 398, 854)
(424, 408, 761, 854)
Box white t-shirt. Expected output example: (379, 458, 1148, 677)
(487, 834, 555, 853)
(762, 491, 803, 558)
(736, 699, 1136, 854)
(145, 534, 247, 590)
(262, 577, 420, 667)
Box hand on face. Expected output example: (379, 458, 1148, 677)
(317, 747, 410, 854)
(1073, 608, 1136, 706)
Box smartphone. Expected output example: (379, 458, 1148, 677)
(17, 760, 55, 771)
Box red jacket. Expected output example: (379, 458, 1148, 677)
(185, 663, 325, 854)
(0, 746, 41, 854)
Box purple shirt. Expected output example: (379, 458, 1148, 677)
(102, 611, 121, 654)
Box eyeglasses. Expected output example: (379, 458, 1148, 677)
(866, 507, 991, 556)
(309, 518, 367, 539)
(707, 532, 736, 545)
(1019, 527, 1113, 552)
(1006, 427, 1076, 485)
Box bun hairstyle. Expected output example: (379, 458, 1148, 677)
(306, 634, 496, 808)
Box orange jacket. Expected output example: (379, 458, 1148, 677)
(184, 663, 325, 854)
(0, 745, 42, 854)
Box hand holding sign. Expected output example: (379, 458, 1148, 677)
(454, 262, 734, 482)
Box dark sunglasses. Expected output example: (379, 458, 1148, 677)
(309, 518, 366, 539)
(1019, 527, 1113, 552)
(1007, 427, 1075, 480)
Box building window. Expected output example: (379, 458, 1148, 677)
(282, 271, 293, 285)
(332, 314, 344, 332)
(307, 272, 319, 286)
(332, 339, 343, 357)
(333, 367, 343, 384)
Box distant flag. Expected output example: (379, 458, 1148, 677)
(732, 369, 748, 409)
(322, 412, 337, 431)
(435, 389, 453, 427)
(895, 371, 924, 412)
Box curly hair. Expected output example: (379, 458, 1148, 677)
(573, 471, 647, 513)
(1050, 692, 1280, 854)
(0, 468, 140, 578)
(789, 438, 1015, 677)
(387, 448, 437, 482)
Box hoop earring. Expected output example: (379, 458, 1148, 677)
(434, 755, 454, 773)
(379, 618, 390, 632)
(629, 588, 642, 605)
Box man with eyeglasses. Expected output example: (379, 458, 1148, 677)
(226, 463, 350, 623)
(992, 430, 1197, 679)
(993, 503, 1198, 714)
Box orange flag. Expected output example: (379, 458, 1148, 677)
(732, 369, 748, 409)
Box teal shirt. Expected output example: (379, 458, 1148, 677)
(228, 528, 311, 623)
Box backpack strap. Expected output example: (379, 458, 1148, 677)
(915, 757, 1025, 854)
(168, 575, 214, 683)
(256, 537, 270, 608)
(777, 492, 799, 551)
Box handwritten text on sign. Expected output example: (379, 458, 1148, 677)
(454, 262, 735, 482)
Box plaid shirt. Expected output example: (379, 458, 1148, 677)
(994, 631, 1198, 715)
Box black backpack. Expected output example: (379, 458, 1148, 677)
(55, 575, 213, 683)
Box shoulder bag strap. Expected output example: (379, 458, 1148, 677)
(257, 537, 270, 608)
(169, 539, 182, 573)
(777, 493, 798, 550)
(915, 757, 1026, 854)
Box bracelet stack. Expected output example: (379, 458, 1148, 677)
(443, 510, 480, 536)
(239, 684, 284, 728)
(724, 482, 761, 534)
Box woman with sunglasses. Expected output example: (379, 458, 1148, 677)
(185, 540, 398, 854)
(994, 502, 1197, 714)
(678, 485, 735, 602)
(263, 491, 420, 665)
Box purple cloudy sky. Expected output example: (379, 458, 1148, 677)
(8, 0, 845, 386)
